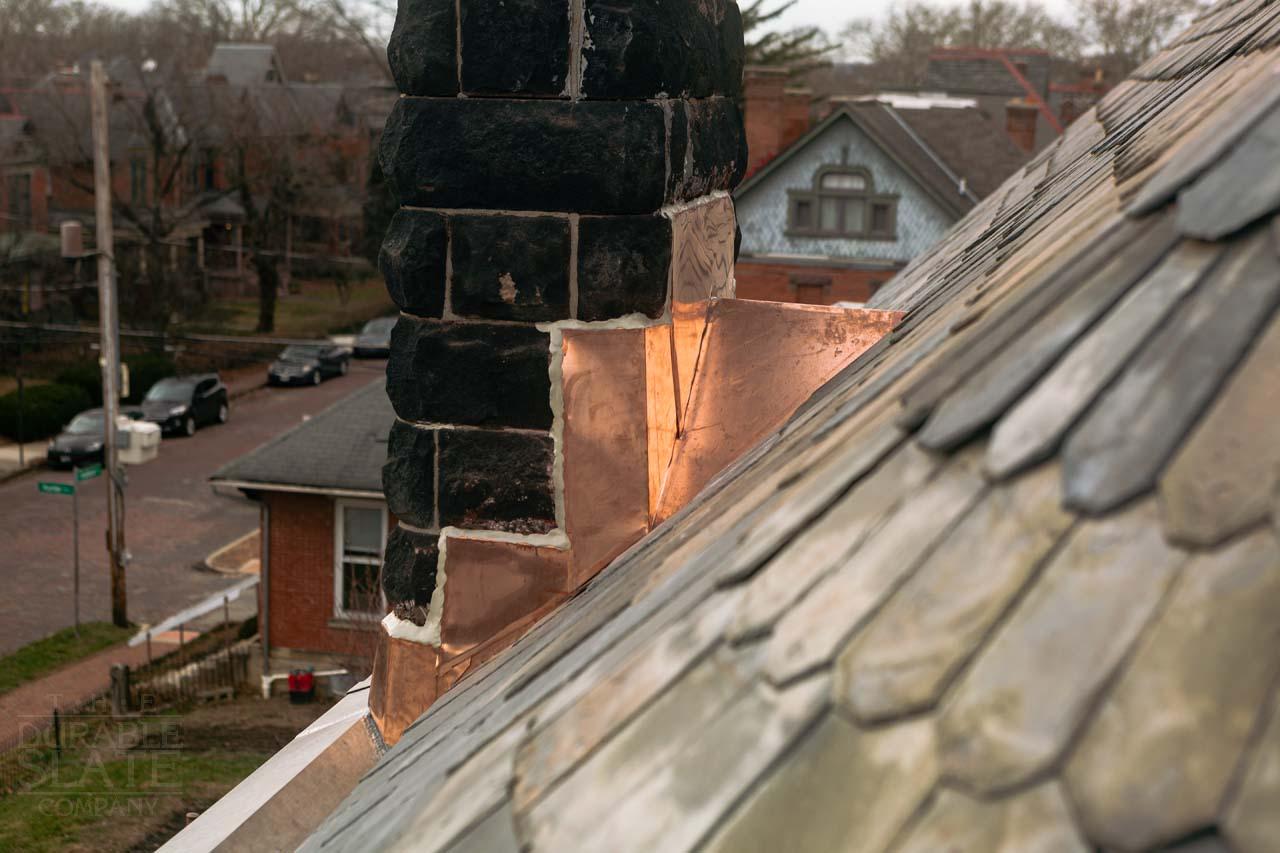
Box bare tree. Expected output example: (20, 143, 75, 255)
(843, 0, 1080, 87)
(1074, 0, 1203, 76)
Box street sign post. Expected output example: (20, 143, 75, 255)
(37, 478, 81, 636)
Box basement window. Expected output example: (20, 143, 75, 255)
(787, 166, 898, 240)
(334, 500, 387, 620)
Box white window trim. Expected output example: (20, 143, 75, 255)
(333, 498, 388, 621)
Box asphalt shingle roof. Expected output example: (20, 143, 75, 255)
(211, 381, 392, 494)
(303, 0, 1280, 848)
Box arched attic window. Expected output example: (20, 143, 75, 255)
(787, 166, 898, 240)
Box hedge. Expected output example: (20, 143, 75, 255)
(52, 354, 176, 406)
(0, 383, 92, 441)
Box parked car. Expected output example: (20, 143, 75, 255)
(353, 316, 396, 358)
(267, 343, 351, 386)
(46, 407, 145, 469)
(141, 374, 229, 436)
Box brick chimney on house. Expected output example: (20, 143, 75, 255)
(369, 0, 903, 743)
(743, 66, 813, 175)
(1006, 100, 1039, 152)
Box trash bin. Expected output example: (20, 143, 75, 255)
(287, 669, 315, 704)
(118, 419, 161, 465)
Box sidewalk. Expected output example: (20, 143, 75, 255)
(0, 637, 178, 746)
(0, 440, 47, 479)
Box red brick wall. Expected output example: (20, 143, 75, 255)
(735, 260, 901, 305)
(263, 492, 385, 662)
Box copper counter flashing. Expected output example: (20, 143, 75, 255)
(369, 298, 902, 745)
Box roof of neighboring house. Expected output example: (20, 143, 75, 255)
(303, 0, 1280, 848)
(211, 381, 392, 496)
(925, 47, 1063, 135)
(205, 43, 288, 88)
(737, 98, 1028, 216)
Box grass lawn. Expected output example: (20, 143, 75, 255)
(186, 277, 394, 339)
(0, 694, 334, 852)
(0, 623, 134, 696)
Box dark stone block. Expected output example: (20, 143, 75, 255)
(382, 420, 436, 529)
(582, 0, 743, 98)
(387, 317, 553, 429)
(451, 215, 571, 321)
(382, 526, 439, 607)
(439, 429, 555, 534)
(387, 0, 458, 96)
(670, 98, 748, 199)
(577, 215, 672, 321)
(380, 210, 448, 318)
(461, 0, 570, 95)
(380, 98, 670, 213)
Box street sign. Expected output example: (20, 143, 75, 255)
(76, 464, 103, 481)
(38, 482, 74, 496)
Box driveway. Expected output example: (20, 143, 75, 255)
(0, 360, 387, 656)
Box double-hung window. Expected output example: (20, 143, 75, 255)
(334, 500, 386, 620)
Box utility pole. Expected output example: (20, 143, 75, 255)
(90, 60, 128, 628)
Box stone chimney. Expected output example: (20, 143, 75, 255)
(370, 0, 903, 743)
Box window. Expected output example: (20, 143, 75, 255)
(788, 166, 898, 240)
(130, 157, 147, 205)
(6, 174, 31, 227)
(188, 149, 217, 192)
(334, 501, 387, 619)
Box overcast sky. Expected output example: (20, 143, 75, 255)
(95, 0, 1084, 47)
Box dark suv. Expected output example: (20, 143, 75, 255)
(141, 374, 229, 436)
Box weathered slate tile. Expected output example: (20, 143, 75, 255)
(1126, 60, 1280, 216)
(895, 214, 1139, 430)
(521, 672, 828, 852)
(937, 502, 1185, 793)
(1062, 228, 1280, 515)
(895, 784, 1088, 853)
(712, 424, 905, 587)
(727, 442, 940, 642)
(761, 452, 986, 685)
(1160, 313, 1280, 546)
(397, 722, 527, 853)
(917, 214, 1180, 452)
(1176, 102, 1280, 240)
(444, 800, 521, 853)
(1223, 695, 1280, 853)
(512, 591, 739, 810)
(700, 715, 936, 853)
(986, 241, 1220, 479)
(1063, 528, 1280, 851)
(835, 464, 1074, 723)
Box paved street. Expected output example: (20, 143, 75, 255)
(0, 360, 386, 655)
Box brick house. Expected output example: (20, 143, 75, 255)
(735, 90, 1027, 305)
(210, 382, 395, 681)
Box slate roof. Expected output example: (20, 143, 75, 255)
(305, 0, 1280, 848)
(204, 43, 287, 88)
(211, 381, 392, 495)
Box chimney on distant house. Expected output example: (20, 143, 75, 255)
(743, 66, 813, 175)
(370, 0, 903, 744)
(1006, 100, 1039, 152)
